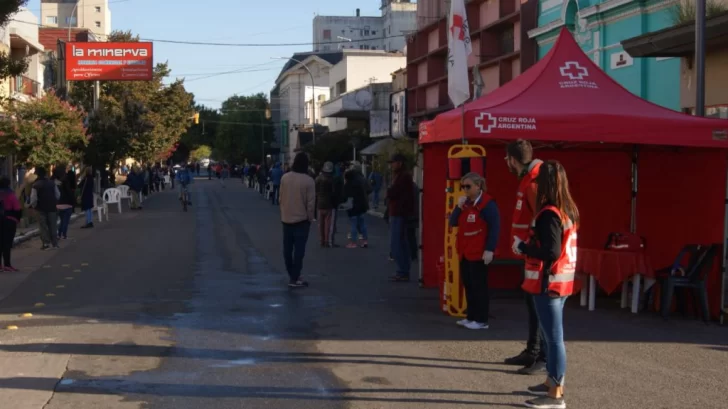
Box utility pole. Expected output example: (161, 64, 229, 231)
(695, 0, 706, 116)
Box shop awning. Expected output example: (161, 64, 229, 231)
(360, 138, 394, 156)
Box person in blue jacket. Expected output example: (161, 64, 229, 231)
(176, 164, 194, 205)
(269, 162, 284, 205)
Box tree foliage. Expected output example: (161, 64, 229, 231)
(70, 31, 193, 168)
(214, 93, 272, 164)
(189, 144, 212, 162)
(303, 128, 371, 171)
(0, 0, 29, 82)
(0, 91, 88, 167)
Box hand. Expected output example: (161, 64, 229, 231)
(512, 236, 524, 256)
(457, 196, 467, 208)
(482, 251, 494, 265)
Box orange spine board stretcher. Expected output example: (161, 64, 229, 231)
(443, 145, 487, 317)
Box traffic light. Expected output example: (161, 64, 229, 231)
(193, 112, 200, 124)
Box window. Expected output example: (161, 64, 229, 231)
(371, 46, 376, 50)
(46, 16, 58, 24)
(323, 45, 331, 51)
(323, 29, 331, 40)
(364, 29, 370, 35)
(372, 30, 377, 35)
(95, 6, 101, 12)
(341, 29, 345, 35)
(498, 27, 515, 54)
(66, 16, 77, 25)
(95, 21, 101, 28)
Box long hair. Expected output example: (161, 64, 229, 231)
(535, 160, 580, 226)
(291, 152, 309, 174)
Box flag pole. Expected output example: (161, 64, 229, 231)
(461, 104, 466, 144)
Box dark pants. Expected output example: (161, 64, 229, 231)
(37, 211, 58, 247)
(1, 219, 16, 267)
(527, 293, 547, 360)
(282, 221, 310, 282)
(271, 185, 280, 205)
(389, 216, 410, 277)
(57, 208, 73, 238)
(460, 258, 490, 323)
(407, 226, 418, 260)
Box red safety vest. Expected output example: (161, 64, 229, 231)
(456, 194, 492, 261)
(511, 160, 542, 257)
(522, 206, 577, 296)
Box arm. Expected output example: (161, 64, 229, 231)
(449, 207, 462, 227)
(30, 188, 38, 208)
(525, 181, 538, 214)
(481, 201, 500, 252)
(518, 210, 562, 263)
(55, 185, 61, 200)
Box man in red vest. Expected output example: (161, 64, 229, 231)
(503, 139, 546, 375)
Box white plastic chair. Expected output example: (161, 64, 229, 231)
(117, 185, 132, 208)
(103, 188, 123, 214)
(92, 193, 108, 222)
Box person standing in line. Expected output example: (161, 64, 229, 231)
(279, 153, 316, 288)
(196, 163, 201, 176)
(270, 162, 283, 205)
(54, 166, 76, 240)
(515, 160, 578, 409)
(0, 177, 22, 271)
(386, 153, 415, 282)
(125, 166, 144, 210)
(329, 163, 346, 248)
(343, 165, 370, 248)
(503, 139, 547, 376)
(80, 167, 96, 227)
(30, 167, 60, 250)
(448, 172, 501, 330)
(315, 162, 335, 247)
(207, 163, 213, 180)
(368, 168, 383, 209)
(407, 180, 419, 261)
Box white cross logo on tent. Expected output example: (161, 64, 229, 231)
(560, 61, 589, 80)
(475, 112, 497, 134)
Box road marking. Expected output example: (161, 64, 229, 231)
(81, 263, 89, 266)
(45, 293, 56, 297)
(19, 313, 33, 318)
(34, 303, 45, 308)
(62, 264, 70, 268)
(73, 269, 82, 273)
(56, 285, 65, 289)
(43, 265, 51, 268)
(65, 277, 74, 280)
(5, 325, 18, 330)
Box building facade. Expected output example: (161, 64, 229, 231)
(406, 0, 539, 132)
(529, 0, 682, 111)
(41, 0, 112, 37)
(313, 0, 417, 53)
(5, 8, 45, 104)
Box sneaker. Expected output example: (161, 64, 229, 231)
(527, 384, 550, 396)
(518, 359, 547, 375)
(345, 243, 358, 249)
(41, 245, 49, 250)
(464, 321, 489, 330)
(4, 266, 18, 272)
(524, 396, 566, 409)
(288, 280, 309, 288)
(359, 240, 368, 248)
(456, 319, 471, 327)
(505, 350, 537, 366)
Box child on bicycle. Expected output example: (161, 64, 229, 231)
(176, 164, 194, 205)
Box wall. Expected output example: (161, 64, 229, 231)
(383, 2, 418, 51)
(313, 16, 384, 52)
(534, 0, 681, 110)
(41, 0, 110, 36)
(416, 0, 447, 28)
(8, 9, 44, 89)
(343, 55, 406, 90)
(681, 49, 728, 111)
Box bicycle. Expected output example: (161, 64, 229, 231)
(181, 183, 190, 212)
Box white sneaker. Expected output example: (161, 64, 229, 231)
(464, 321, 489, 330)
(456, 319, 471, 326)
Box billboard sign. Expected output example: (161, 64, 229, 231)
(390, 90, 407, 138)
(65, 42, 154, 81)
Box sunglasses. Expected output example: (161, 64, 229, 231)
(461, 184, 473, 190)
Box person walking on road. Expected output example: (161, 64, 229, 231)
(176, 164, 194, 206)
(279, 153, 315, 288)
(386, 153, 415, 282)
(79, 167, 96, 227)
(515, 160, 578, 409)
(315, 162, 335, 247)
(54, 166, 76, 240)
(503, 139, 547, 376)
(0, 177, 22, 271)
(30, 167, 60, 250)
(329, 164, 345, 248)
(270, 162, 283, 205)
(448, 172, 501, 330)
(344, 165, 370, 248)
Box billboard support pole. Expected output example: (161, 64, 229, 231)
(93, 81, 100, 114)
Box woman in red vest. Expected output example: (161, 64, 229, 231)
(513, 161, 579, 409)
(448, 172, 500, 330)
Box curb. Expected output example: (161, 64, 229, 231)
(13, 213, 83, 246)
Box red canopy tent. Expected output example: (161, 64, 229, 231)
(417, 28, 728, 319)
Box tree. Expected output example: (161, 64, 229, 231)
(0, 92, 88, 167)
(0, 0, 29, 85)
(180, 104, 220, 150)
(189, 145, 212, 162)
(215, 93, 272, 164)
(71, 31, 193, 170)
(303, 128, 371, 171)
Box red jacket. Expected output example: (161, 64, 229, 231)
(387, 171, 414, 218)
(456, 194, 493, 261)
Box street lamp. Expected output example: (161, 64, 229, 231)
(272, 56, 316, 144)
(261, 107, 271, 164)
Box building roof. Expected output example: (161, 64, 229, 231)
(621, 11, 728, 57)
(275, 49, 404, 83)
(420, 27, 728, 148)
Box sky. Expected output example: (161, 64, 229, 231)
(25, 0, 384, 109)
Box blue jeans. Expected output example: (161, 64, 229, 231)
(85, 209, 93, 225)
(389, 216, 410, 277)
(533, 294, 568, 386)
(57, 208, 73, 238)
(348, 215, 368, 241)
(372, 188, 380, 208)
(282, 221, 310, 282)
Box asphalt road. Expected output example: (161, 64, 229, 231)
(0, 177, 725, 409)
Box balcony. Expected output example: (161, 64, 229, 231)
(10, 75, 41, 100)
(321, 83, 392, 119)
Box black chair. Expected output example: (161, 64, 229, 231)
(659, 244, 718, 322)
